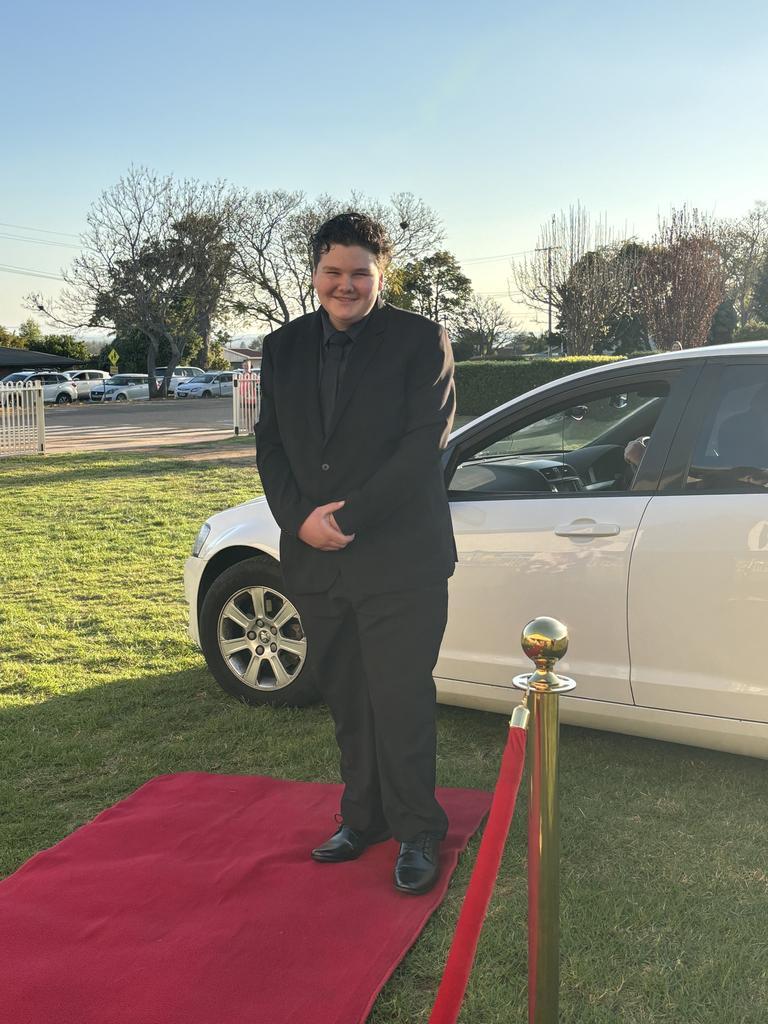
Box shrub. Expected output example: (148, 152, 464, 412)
(733, 320, 768, 342)
(454, 357, 624, 416)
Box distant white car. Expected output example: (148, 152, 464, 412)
(64, 369, 112, 400)
(155, 366, 205, 394)
(1, 370, 78, 404)
(175, 371, 240, 399)
(91, 374, 150, 402)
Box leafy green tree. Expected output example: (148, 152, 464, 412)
(0, 325, 24, 348)
(36, 334, 90, 361)
(390, 251, 472, 335)
(707, 299, 738, 344)
(451, 331, 480, 361)
(16, 319, 44, 347)
(207, 331, 231, 371)
(751, 257, 768, 323)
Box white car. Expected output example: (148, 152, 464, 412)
(1, 370, 78, 404)
(155, 366, 205, 394)
(184, 341, 768, 760)
(91, 374, 150, 402)
(64, 370, 111, 400)
(175, 371, 240, 399)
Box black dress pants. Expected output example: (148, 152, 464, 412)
(293, 577, 449, 843)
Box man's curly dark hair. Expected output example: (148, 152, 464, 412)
(310, 211, 393, 270)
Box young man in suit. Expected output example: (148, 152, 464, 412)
(255, 212, 456, 894)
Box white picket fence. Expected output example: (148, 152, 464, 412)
(232, 372, 261, 436)
(0, 382, 45, 457)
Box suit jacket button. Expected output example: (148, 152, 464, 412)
(321, 463, 330, 471)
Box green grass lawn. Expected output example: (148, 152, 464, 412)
(1, 444, 766, 1023)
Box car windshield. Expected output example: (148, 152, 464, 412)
(195, 374, 218, 383)
(2, 372, 32, 382)
(108, 376, 143, 385)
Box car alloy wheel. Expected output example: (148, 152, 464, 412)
(55, 392, 73, 404)
(115, 393, 128, 401)
(199, 556, 318, 706)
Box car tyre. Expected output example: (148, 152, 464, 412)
(115, 393, 128, 402)
(199, 556, 319, 707)
(55, 392, 73, 404)
(202, 390, 212, 398)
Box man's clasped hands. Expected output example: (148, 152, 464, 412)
(298, 500, 355, 551)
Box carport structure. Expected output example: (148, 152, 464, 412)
(0, 346, 79, 377)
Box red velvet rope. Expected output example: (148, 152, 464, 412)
(428, 726, 527, 1024)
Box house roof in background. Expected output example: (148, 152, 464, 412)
(223, 347, 262, 362)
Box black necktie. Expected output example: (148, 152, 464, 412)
(320, 331, 349, 436)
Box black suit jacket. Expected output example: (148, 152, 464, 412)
(255, 302, 457, 596)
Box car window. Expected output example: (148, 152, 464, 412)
(449, 381, 669, 497)
(686, 364, 768, 492)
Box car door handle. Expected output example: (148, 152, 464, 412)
(555, 520, 621, 537)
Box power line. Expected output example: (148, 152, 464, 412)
(0, 221, 80, 238)
(477, 290, 527, 298)
(0, 263, 65, 281)
(0, 231, 81, 249)
(462, 248, 537, 264)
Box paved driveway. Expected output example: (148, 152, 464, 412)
(45, 398, 236, 453)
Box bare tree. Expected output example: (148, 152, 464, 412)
(715, 201, 768, 326)
(228, 191, 444, 329)
(636, 207, 725, 349)
(513, 203, 634, 354)
(460, 295, 520, 357)
(29, 167, 235, 394)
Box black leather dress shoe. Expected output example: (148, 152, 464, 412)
(311, 825, 390, 863)
(393, 832, 441, 894)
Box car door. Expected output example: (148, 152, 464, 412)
(437, 365, 699, 704)
(35, 374, 56, 401)
(219, 373, 233, 397)
(629, 357, 768, 723)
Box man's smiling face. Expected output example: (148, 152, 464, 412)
(313, 244, 384, 330)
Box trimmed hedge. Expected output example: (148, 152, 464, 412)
(454, 356, 625, 416)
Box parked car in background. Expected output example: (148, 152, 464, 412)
(155, 366, 205, 394)
(91, 374, 150, 402)
(64, 370, 112, 400)
(184, 341, 768, 760)
(1, 370, 78, 404)
(175, 371, 240, 399)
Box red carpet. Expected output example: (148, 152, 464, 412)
(0, 773, 490, 1024)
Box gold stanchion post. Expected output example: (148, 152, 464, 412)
(513, 617, 576, 1024)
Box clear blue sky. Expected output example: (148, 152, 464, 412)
(3, 0, 767, 331)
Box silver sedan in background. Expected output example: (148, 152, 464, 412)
(175, 371, 240, 399)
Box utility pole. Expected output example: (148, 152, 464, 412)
(534, 216, 560, 356)
(546, 244, 553, 355)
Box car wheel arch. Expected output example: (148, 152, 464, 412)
(197, 545, 279, 620)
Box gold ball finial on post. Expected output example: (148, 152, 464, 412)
(519, 617, 573, 693)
